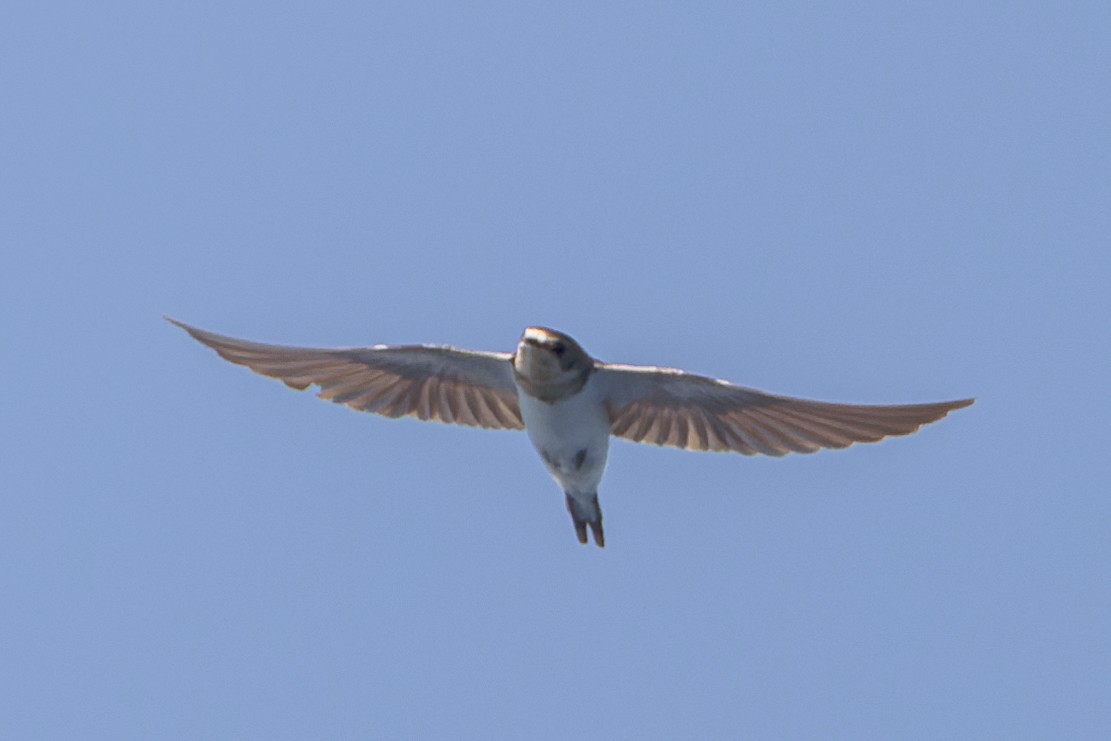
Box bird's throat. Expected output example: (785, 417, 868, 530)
(513, 365, 592, 404)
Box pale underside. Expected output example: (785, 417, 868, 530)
(170, 319, 973, 457)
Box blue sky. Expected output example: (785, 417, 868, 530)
(3, 2, 1109, 738)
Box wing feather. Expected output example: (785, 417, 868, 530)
(598, 362, 971, 456)
(169, 318, 524, 430)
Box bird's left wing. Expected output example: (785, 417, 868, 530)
(169, 318, 524, 429)
(596, 362, 972, 456)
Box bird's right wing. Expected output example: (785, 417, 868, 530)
(169, 319, 524, 429)
(596, 362, 972, 456)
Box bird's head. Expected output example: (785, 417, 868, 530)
(513, 327, 593, 388)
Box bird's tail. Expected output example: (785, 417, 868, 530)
(565, 492, 604, 548)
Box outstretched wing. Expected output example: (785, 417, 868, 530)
(597, 363, 971, 456)
(169, 318, 524, 430)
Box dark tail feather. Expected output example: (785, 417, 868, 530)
(565, 492, 604, 548)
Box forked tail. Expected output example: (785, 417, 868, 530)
(565, 492, 604, 548)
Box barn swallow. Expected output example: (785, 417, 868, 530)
(169, 319, 972, 547)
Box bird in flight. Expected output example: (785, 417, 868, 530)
(169, 319, 972, 547)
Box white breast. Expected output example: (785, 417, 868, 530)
(516, 372, 612, 493)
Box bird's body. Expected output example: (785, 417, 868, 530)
(170, 319, 973, 547)
(514, 328, 611, 545)
(516, 375, 610, 495)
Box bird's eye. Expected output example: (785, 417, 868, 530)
(551, 342, 565, 356)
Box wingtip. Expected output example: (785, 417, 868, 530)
(166, 318, 229, 353)
(164, 315, 190, 331)
(165, 317, 215, 344)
